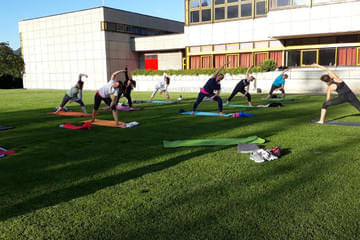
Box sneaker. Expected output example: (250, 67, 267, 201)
(258, 149, 278, 161)
(250, 151, 265, 163)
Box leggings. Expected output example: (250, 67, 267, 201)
(94, 93, 115, 111)
(193, 92, 223, 112)
(269, 84, 285, 95)
(60, 94, 85, 107)
(151, 87, 169, 98)
(227, 83, 251, 102)
(322, 92, 360, 111)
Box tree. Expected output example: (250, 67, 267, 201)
(0, 42, 24, 88)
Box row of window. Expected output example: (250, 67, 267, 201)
(189, 48, 360, 69)
(188, 0, 355, 24)
(189, 0, 267, 23)
(101, 21, 168, 36)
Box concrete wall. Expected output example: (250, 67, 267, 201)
(131, 67, 360, 94)
(133, 34, 185, 51)
(158, 52, 183, 70)
(19, 8, 108, 90)
(184, 1, 360, 47)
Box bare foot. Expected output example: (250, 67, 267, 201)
(226, 101, 229, 105)
(249, 104, 253, 107)
(315, 121, 324, 124)
(219, 112, 224, 116)
(191, 111, 195, 115)
(91, 119, 95, 123)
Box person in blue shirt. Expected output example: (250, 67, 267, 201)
(266, 68, 289, 99)
(192, 62, 230, 116)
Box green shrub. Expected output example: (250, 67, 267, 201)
(261, 59, 277, 72)
(132, 66, 265, 76)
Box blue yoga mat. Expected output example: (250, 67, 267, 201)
(181, 112, 233, 117)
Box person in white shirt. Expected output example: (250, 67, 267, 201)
(91, 70, 125, 126)
(149, 72, 171, 102)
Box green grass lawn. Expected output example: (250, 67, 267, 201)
(1, 89, 360, 240)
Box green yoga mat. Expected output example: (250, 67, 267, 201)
(163, 136, 266, 148)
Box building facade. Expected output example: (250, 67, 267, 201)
(184, 0, 360, 70)
(19, 7, 184, 90)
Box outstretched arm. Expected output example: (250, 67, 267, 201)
(78, 73, 88, 82)
(245, 65, 253, 78)
(212, 62, 229, 78)
(311, 64, 341, 82)
(110, 70, 126, 81)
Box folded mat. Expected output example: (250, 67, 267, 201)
(48, 112, 92, 117)
(181, 112, 233, 117)
(82, 120, 139, 128)
(0, 147, 15, 158)
(163, 136, 266, 148)
(310, 120, 360, 126)
(60, 122, 92, 130)
(0, 126, 14, 131)
(264, 98, 295, 102)
(237, 143, 260, 153)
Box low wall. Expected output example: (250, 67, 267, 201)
(132, 67, 360, 94)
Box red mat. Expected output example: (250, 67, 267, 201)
(60, 122, 92, 130)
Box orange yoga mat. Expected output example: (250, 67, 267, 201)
(48, 112, 92, 117)
(82, 120, 127, 128)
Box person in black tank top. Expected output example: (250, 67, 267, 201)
(226, 65, 256, 107)
(312, 64, 360, 124)
(192, 62, 230, 116)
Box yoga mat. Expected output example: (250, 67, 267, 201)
(263, 98, 295, 102)
(48, 112, 92, 117)
(82, 120, 139, 128)
(310, 120, 360, 126)
(163, 136, 266, 148)
(0, 126, 14, 131)
(0, 147, 15, 158)
(116, 106, 141, 111)
(133, 100, 177, 104)
(60, 122, 92, 130)
(83, 120, 127, 128)
(181, 112, 233, 117)
(237, 143, 260, 153)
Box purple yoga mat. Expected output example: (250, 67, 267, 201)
(116, 106, 141, 111)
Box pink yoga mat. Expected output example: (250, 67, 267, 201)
(116, 106, 141, 111)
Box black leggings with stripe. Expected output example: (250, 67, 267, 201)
(322, 92, 360, 111)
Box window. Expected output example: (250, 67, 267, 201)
(190, 0, 200, 8)
(255, 0, 266, 15)
(215, 7, 225, 20)
(202, 0, 211, 6)
(287, 50, 300, 67)
(202, 9, 211, 21)
(216, 0, 225, 4)
(337, 48, 357, 66)
(270, 0, 307, 9)
(191, 11, 200, 23)
(301, 50, 318, 66)
(319, 48, 336, 66)
(228, 5, 239, 18)
(190, 0, 212, 23)
(107, 23, 116, 31)
(241, 2, 252, 17)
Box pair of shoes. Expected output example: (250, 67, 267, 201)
(269, 146, 282, 158)
(250, 149, 278, 163)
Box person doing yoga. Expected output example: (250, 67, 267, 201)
(226, 65, 256, 107)
(56, 74, 88, 114)
(91, 70, 125, 126)
(192, 62, 230, 116)
(312, 63, 360, 124)
(150, 72, 171, 102)
(266, 68, 289, 99)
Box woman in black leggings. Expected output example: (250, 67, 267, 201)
(226, 65, 255, 107)
(312, 63, 360, 124)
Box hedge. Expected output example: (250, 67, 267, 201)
(131, 66, 264, 76)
